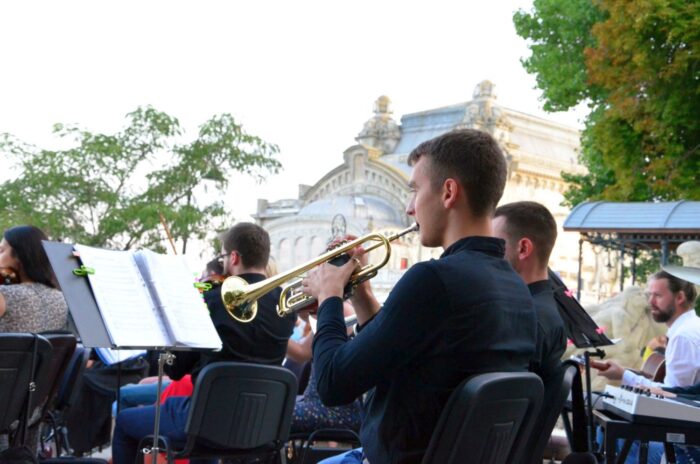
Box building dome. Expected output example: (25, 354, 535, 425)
(297, 194, 404, 227)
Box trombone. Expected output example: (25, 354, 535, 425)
(221, 224, 418, 323)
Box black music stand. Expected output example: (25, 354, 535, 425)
(549, 269, 614, 455)
(41, 241, 199, 459)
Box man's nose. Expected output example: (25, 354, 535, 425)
(406, 202, 414, 216)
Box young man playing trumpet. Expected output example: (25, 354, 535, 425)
(303, 129, 538, 464)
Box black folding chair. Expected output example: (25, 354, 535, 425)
(42, 344, 90, 457)
(421, 372, 544, 464)
(0, 333, 53, 447)
(283, 359, 311, 395)
(35, 334, 77, 420)
(138, 362, 297, 464)
(521, 361, 579, 464)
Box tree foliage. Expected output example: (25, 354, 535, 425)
(514, 0, 700, 205)
(0, 107, 281, 252)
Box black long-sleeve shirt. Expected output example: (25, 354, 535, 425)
(312, 236, 537, 464)
(165, 273, 296, 386)
(665, 382, 700, 398)
(529, 280, 567, 385)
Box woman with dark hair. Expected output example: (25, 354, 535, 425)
(0, 225, 68, 332)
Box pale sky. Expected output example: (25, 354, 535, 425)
(0, 0, 587, 259)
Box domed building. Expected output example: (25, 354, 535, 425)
(255, 81, 585, 301)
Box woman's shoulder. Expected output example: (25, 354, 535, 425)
(26, 282, 62, 294)
(1, 283, 65, 304)
(0, 283, 34, 296)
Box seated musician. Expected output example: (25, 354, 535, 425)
(111, 223, 296, 464)
(287, 303, 362, 435)
(594, 269, 700, 464)
(594, 270, 700, 388)
(0, 225, 69, 455)
(302, 129, 537, 464)
(0, 225, 68, 333)
(198, 256, 228, 289)
(492, 201, 567, 385)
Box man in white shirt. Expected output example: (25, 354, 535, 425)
(596, 269, 700, 388)
(595, 269, 700, 464)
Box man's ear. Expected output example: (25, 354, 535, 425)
(442, 178, 460, 208)
(517, 237, 535, 261)
(675, 290, 687, 309)
(230, 250, 241, 267)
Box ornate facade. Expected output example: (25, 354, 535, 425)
(255, 81, 586, 301)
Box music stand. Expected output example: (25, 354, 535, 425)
(41, 241, 199, 459)
(549, 269, 614, 454)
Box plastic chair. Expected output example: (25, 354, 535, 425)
(0, 333, 53, 446)
(521, 361, 579, 464)
(35, 333, 78, 419)
(283, 359, 311, 395)
(138, 361, 298, 464)
(43, 344, 90, 456)
(421, 371, 544, 464)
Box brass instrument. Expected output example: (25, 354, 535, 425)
(221, 223, 418, 323)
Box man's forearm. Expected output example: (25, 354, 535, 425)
(350, 285, 381, 325)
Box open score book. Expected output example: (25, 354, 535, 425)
(74, 245, 222, 351)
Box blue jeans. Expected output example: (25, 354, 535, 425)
(112, 396, 213, 464)
(112, 381, 171, 416)
(318, 448, 364, 464)
(597, 427, 700, 463)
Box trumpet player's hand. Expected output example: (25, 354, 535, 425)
(332, 235, 372, 290)
(302, 248, 364, 304)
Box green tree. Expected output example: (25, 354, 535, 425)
(514, 0, 700, 205)
(0, 107, 281, 252)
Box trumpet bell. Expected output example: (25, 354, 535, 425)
(221, 275, 258, 323)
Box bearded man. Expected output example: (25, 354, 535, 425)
(595, 270, 700, 388)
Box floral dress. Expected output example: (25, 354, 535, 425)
(292, 363, 363, 434)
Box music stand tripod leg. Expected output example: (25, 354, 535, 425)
(664, 442, 677, 464)
(639, 441, 649, 464)
(141, 351, 175, 460)
(583, 348, 606, 454)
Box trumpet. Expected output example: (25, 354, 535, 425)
(221, 224, 418, 323)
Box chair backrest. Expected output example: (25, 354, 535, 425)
(53, 344, 89, 412)
(283, 358, 311, 394)
(35, 333, 77, 415)
(183, 361, 298, 454)
(422, 372, 543, 464)
(297, 361, 312, 394)
(0, 333, 53, 433)
(521, 362, 579, 464)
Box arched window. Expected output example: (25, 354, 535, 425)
(294, 236, 306, 265)
(310, 236, 326, 258)
(278, 238, 291, 271)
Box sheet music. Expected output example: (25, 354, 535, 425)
(94, 347, 146, 365)
(75, 244, 171, 348)
(134, 250, 222, 350)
